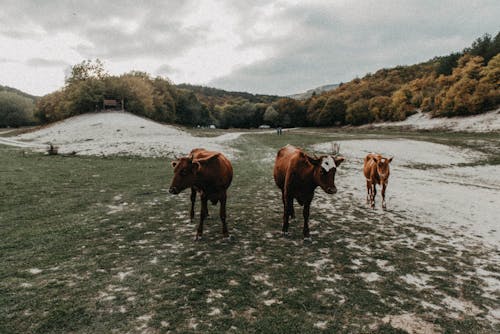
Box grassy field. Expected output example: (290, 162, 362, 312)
(1, 129, 499, 333)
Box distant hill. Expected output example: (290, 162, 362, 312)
(288, 83, 340, 100)
(0, 85, 38, 101)
(176, 83, 281, 106)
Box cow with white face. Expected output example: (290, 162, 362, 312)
(273, 144, 345, 240)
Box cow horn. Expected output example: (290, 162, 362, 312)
(331, 142, 340, 156)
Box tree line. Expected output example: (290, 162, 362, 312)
(1, 32, 498, 128)
(33, 60, 279, 128)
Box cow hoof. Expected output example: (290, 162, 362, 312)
(303, 237, 312, 243)
(223, 235, 233, 242)
(282, 232, 290, 238)
(194, 235, 203, 241)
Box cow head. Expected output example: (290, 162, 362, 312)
(169, 153, 219, 194)
(307, 154, 345, 194)
(372, 155, 393, 184)
(169, 157, 198, 194)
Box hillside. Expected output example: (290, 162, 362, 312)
(365, 108, 500, 132)
(0, 84, 38, 101)
(271, 32, 500, 127)
(5, 111, 238, 157)
(249, 32, 497, 128)
(176, 84, 280, 105)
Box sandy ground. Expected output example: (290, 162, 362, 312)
(0, 112, 246, 158)
(365, 108, 500, 132)
(313, 139, 500, 247)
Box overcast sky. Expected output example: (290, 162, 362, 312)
(1, 0, 499, 96)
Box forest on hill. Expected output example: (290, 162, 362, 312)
(302, 32, 500, 126)
(1, 32, 499, 128)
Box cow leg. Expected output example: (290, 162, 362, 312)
(290, 198, 295, 219)
(282, 193, 292, 236)
(371, 184, 377, 209)
(303, 202, 311, 241)
(190, 188, 196, 220)
(366, 180, 371, 204)
(195, 194, 208, 240)
(381, 183, 387, 209)
(281, 190, 294, 219)
(203, 201, 209, 218)
(219, 193, 229, 238)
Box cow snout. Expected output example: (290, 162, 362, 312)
(169, 187, 179, 194)
(326, 187, 337, 194)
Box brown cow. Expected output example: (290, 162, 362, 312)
(169, 148, 233, 240)
(363, 153, 393, 209)
(274, 144, 344, 240)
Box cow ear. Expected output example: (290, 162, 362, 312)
(306, 155, 321, 166)
(195, 153, 220, 164)
(192, 161, 201, 173)
(371, 155, 379, 163)
(171, 161, 178, 168)
(334, 156, 345, 166)
(388, 156, 393, 163)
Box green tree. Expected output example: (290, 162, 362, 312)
(306, 96, 327, 125)
(0, 91, 35, 127)
(436, 52, 461, 76)
(316, 97, 346, 126)
(66, 59, 108, 84)
(263, 105, 279, 126)
(345, 100, 372, 125)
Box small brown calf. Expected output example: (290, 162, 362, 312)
(363, 153, 393, 209)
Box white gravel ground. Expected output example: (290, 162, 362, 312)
(314, 140, 500, 246)
(366, 108, 500, 132)
(4, 112, 239, 157)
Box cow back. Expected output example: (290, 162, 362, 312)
(193, 149, 233, 191)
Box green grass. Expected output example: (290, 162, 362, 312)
(1, 129, 499, 333)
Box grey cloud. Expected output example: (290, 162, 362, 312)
(156, 64, 179, 77)
(25, 58, 70, 67)
(1, 0, 499, 96)
(0, 29, 42, 40)
(1, 0, 206, 59)
(75, 20, 206, 60)
(210, 0, 500, 95)
(0, 57, 15, 64)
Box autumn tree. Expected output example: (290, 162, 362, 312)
(316, 97, 346, 126)
(66, 59, 108, 84)
(263, 105, 279, 126)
